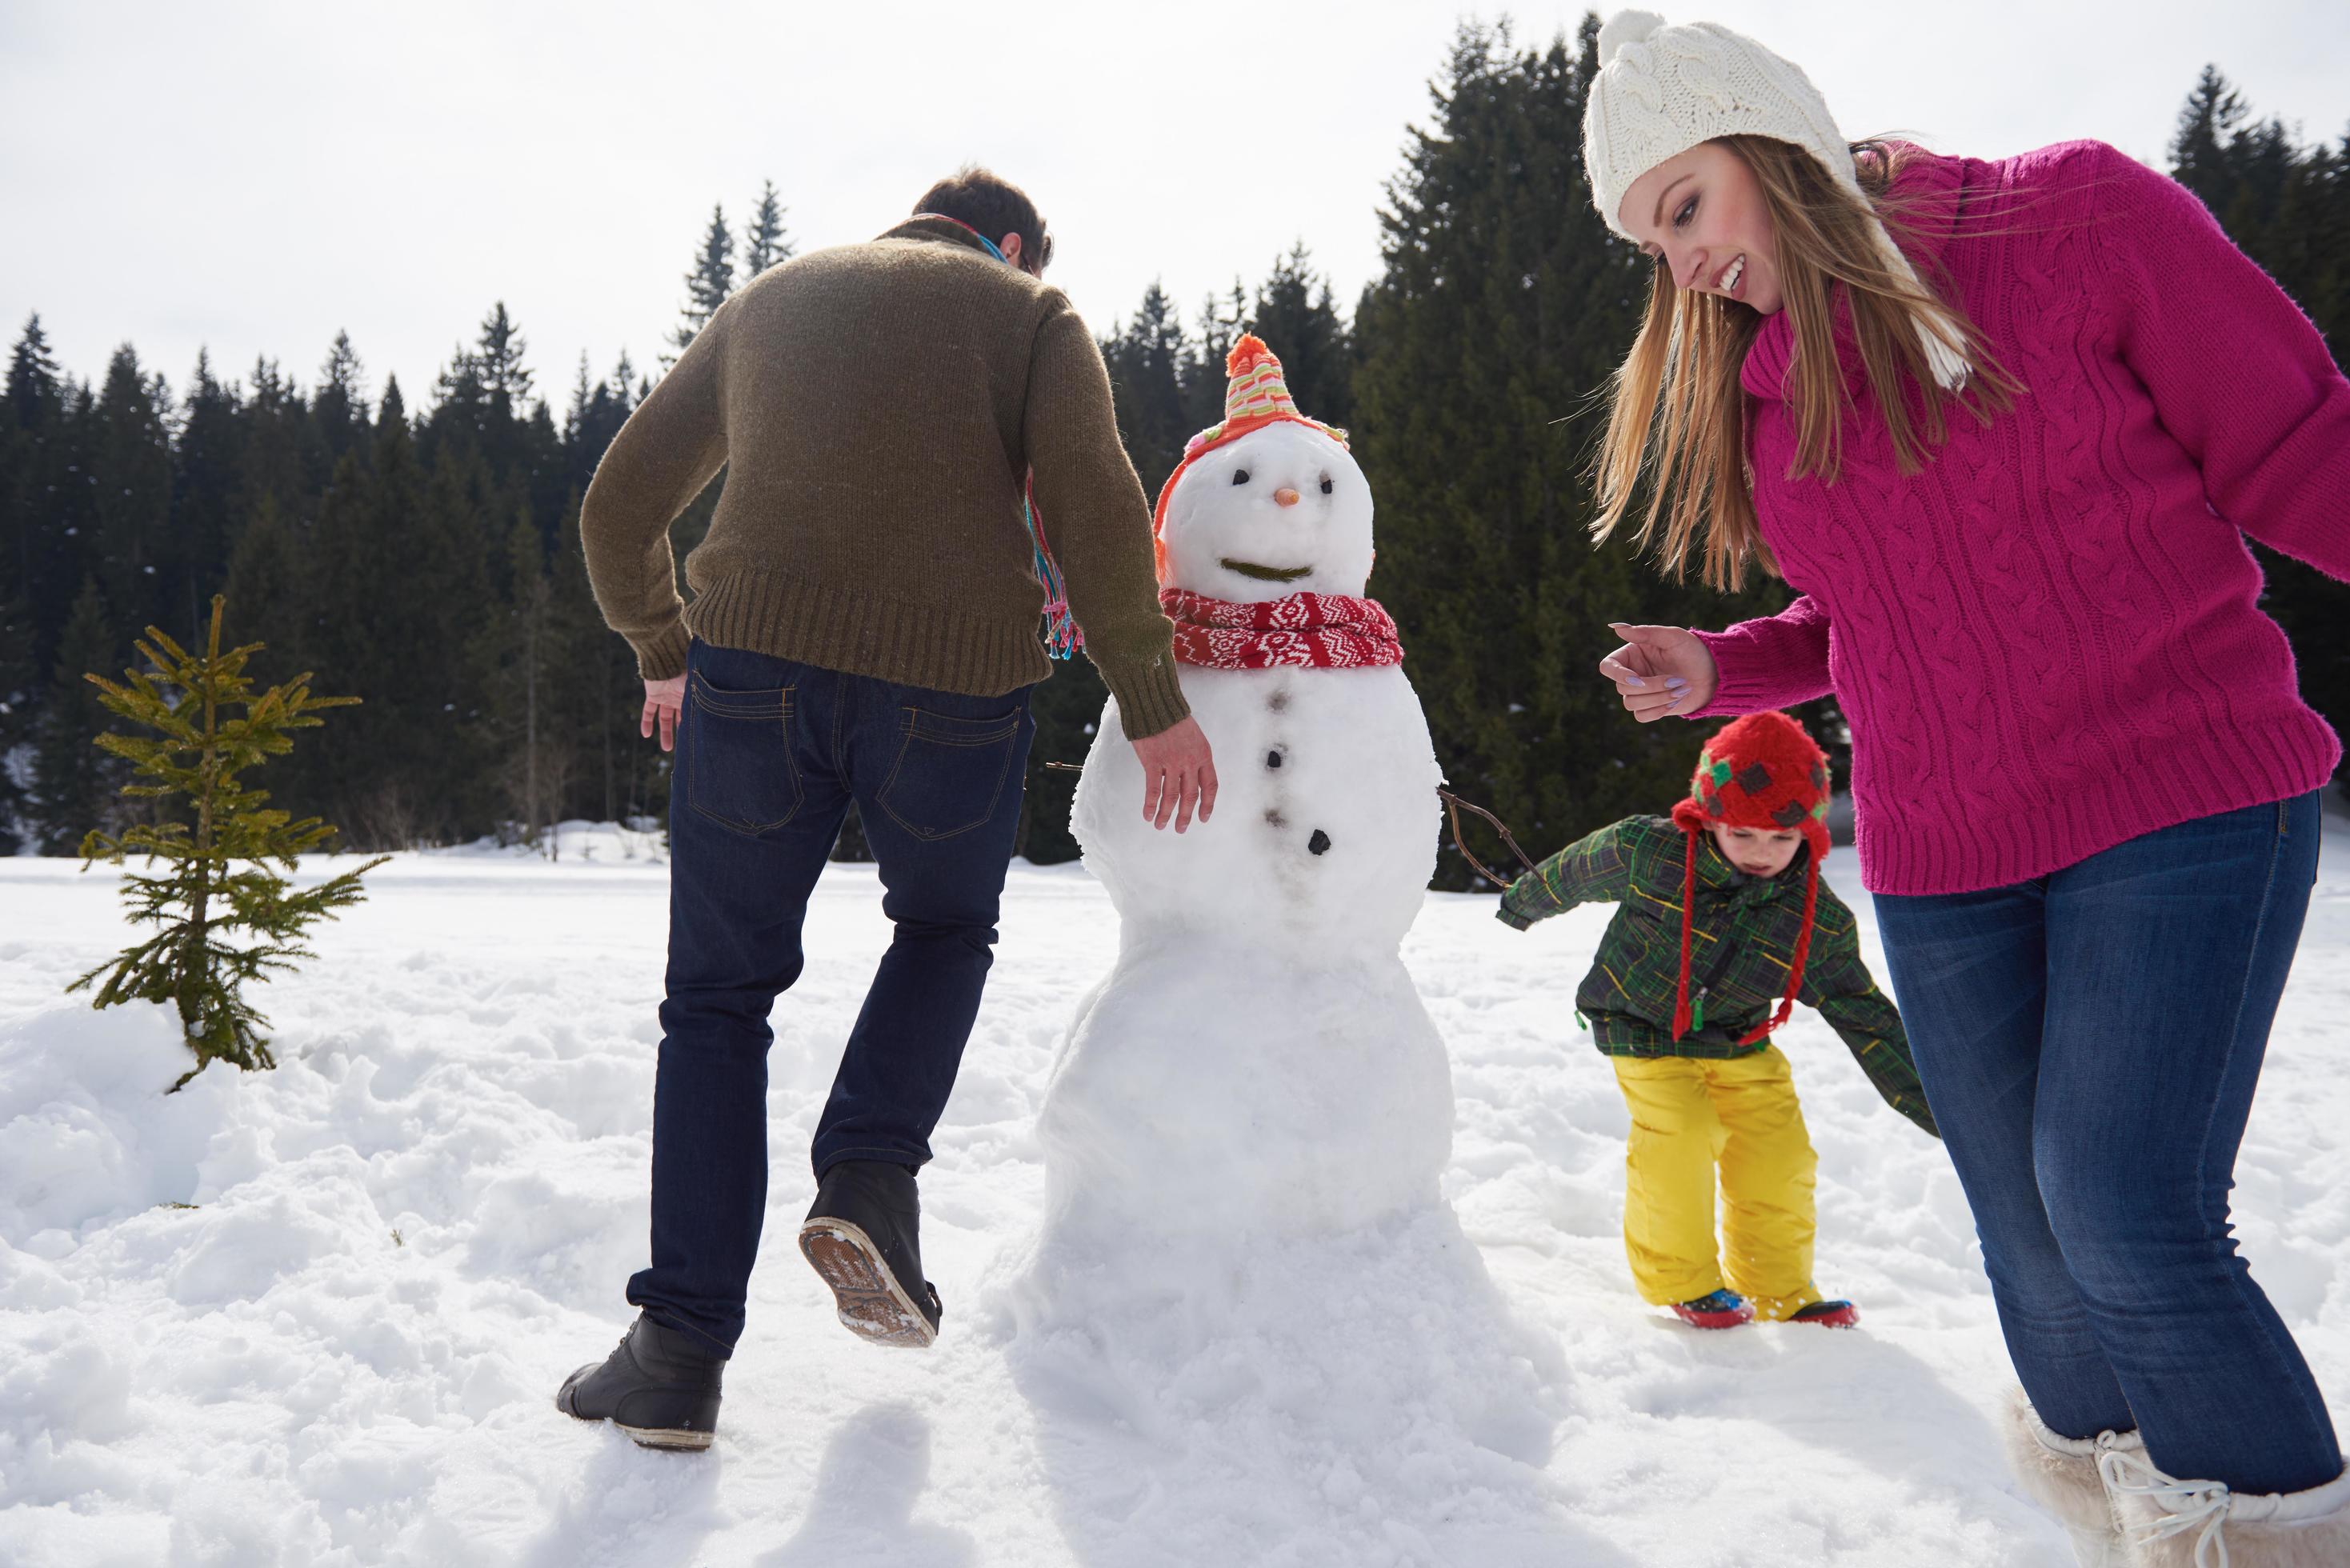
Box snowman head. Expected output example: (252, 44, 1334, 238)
(1153, 335, 1373, 602)
(1159, 422, 1373, 601)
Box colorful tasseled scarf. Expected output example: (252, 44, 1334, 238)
(1159, 588, 1403, 670)
(1022, 474, 1081, 659)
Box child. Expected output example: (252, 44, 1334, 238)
(1499, 710, 1937, 1329)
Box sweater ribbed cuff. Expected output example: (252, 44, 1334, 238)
(1684, 629, 1766, 722)
(631, 621, 695, 682)
(1105, 657, 1190, 741)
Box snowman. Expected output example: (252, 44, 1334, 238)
(1040, 335, 1453, 1242)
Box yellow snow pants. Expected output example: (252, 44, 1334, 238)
(1611, 1046, 1822, 1321)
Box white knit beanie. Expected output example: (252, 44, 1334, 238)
(1583, 10, 1970, 389)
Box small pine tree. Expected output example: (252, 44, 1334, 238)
(69, 595, 388, 1088)
(666, 205, 736, 364)
(743, 180, 795, 277)
(473, 302, 533, 406)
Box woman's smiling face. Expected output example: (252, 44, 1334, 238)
(1619, 141, 1784, 316)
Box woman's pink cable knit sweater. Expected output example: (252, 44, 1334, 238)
(1688, 141, 2350, 895)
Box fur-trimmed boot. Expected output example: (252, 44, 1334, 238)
(2001, 1389, 2136, 1567)
(2098, 1440, 2350, 1567)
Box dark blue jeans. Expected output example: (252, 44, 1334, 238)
(1874, 793, 2337, 1494)
(627, 639, 1035, 1354)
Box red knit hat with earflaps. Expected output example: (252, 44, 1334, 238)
(1667, 711, 1834, 1043)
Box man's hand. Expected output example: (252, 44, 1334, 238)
(1599, 622, 1719, 722)
(642, 674, 685, 752)
(1131, 716, 1217, 833)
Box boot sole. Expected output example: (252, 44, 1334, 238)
(797, 1218, 937, 1348)
(1669, 1302, 1755, 1329)
(1789, 1304, 1861, 1328)
(616, 1422, 715, 1452)
(1671, 1310, 1754, 1330)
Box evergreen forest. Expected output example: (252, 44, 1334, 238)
(4, 24, 2344, 886)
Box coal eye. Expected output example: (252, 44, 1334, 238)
(1319, 474, 1333, 494)
(1231, 469, 1251, 486)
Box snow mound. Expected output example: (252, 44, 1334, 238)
(989, 1201, 1591, 1566)
(0, 1001, 234, 1246)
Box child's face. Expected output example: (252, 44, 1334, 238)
(1710, 822, 1804, 879)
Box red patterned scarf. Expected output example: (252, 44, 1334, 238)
(1159, 588, 1405, 670)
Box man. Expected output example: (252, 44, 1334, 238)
(557, 167, 1216, 1450)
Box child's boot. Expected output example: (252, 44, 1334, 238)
(1788, 1298, 1860, 1327)
(1670, 1289, 1755, 1328)
(1746, 1282, 1855, 1326)
(2000, 1389, 2131, 1567)
(2098, 1438, 2350, 1567)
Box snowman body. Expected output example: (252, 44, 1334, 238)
(1046, 418, 1451, 1239)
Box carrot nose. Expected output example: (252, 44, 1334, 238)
(1274, 487, 1301, 508)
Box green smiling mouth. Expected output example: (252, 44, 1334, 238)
(1220, 558, 1314, 583)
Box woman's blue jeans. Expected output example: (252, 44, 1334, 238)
(1873, 792, 2337, 1494)
(627, 639, 1035, 1354)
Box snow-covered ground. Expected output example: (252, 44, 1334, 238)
(2, 818, 2345, 1567)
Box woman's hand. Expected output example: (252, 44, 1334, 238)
(641, 674, 686, 752)
(1599, 622, 1719, 723)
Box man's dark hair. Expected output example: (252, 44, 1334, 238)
(913, 166, 1054, 274)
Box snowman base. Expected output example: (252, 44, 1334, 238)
(1031, 934, 1454, 1243)
(987, 1199, 1576, 1564)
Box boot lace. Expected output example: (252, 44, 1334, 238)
(2098, 1444, 2232, 1568)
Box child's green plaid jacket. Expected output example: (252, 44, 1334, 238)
(1498, 814, 1938, 1138)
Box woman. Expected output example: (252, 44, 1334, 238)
(1579, 11, 2348, 1566)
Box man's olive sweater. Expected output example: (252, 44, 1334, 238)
(579, 216, 1188, 738)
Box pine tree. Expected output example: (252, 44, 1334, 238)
(563, 353, 635, 500)
(221, 491, 304, 670)
(68, 596, 386, 1087)
(1251, 243, 1354, 429)
(0, 587, 34, 853)
(171, 351, 243, 643)
(743, 181, 795, 277)
(2170, 66, 2247, 214)
(1183, 282, 1251, 432)
(314, 331, 368, 461)
(296, 376, 494, 846)
(474, 302, 533, 406)
(34, 578, 124, 853)
(2, 314, 68, 658)
(3, 312, 60, 416)
(667, 206, 736, 364)
(1100, 281, 1194, 497)
(234, 354, 322, 525)
(91, 346, 174, 636)
(548, 490, 638, 826)
(478, 509, 575, 848)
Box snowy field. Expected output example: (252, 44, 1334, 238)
(2, 817, 2346, 1567)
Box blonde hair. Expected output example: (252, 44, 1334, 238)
(1591, 137, 2017, 590)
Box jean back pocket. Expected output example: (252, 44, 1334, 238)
(683, 671, 804, 836)
(875, 704, 1023, 842)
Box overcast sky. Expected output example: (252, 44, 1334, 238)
(5, 1, 2346, 414)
